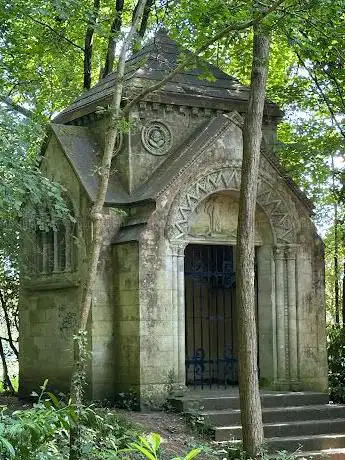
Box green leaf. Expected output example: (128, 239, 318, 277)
(184, 448, 202, 460)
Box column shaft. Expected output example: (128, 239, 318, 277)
(171, 250, 179, 380)
(274, 247, 286, 382)
(287, 247, 298, 382)
(177, 247, 185, 383)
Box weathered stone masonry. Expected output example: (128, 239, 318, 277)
(19, 30, 327, 401)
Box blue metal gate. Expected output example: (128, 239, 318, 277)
(184, 244, 238, 388)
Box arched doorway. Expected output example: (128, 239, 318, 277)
(184, 244, 237, 387)
(166, 165, 300, 389)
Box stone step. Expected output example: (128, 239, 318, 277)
(213, 418, 345, 441)
(169, 391, 329, 411)
(225, 434, 345, 453)
(202, 404, 345, 426)
(267, 434, 345, 453)
(295, 448, 345, 459)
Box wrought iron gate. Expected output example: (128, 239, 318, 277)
(184, 244, 238, 388)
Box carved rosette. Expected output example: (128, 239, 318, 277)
(167, 164, 296, 244)
(141, 120, 172, 155)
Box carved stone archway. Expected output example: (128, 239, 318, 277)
(167, 163, 297, 244)
(166, 163, 300, 389)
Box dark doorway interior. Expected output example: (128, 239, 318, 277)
(184, 244, 237, 388)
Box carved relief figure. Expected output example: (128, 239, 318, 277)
(188, 192, 263, 242)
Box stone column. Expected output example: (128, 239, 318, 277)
(177, 246, 186, 383)
(171, 246, 179, 380)
(170, 243, 186, 384)
(286, 245, 298, 384)
(274, 245, 287, 383)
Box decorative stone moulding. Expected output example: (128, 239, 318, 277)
(167, 164, 297, 244)
(141, 120, 172, 155)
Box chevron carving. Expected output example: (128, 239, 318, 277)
(168, 167, 295, 244)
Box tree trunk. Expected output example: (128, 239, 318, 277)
(0, 290, 19, 359)
(334, 207, 340, 324)
(235, 20, 270, 458)
(342, 222, 345, 326)
(84, 0, 101, 90)
(0, 338, 14, 393)
(331, 156, 340, 324)
(102, 0, 125, 78)
(132, 0, 154, 39)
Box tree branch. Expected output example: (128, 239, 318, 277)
(27, 14, 84, 52)
(84, 0, 101, 90)
(102, 0, 125, 78)
(294, 49, 345, 139)
(2, 97, 34, 118)
(123, 0, 287, 115)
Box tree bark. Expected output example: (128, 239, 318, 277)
(342, 222, 345, 327)
(334, 208, 340, 324)
(132, 0, 154, 39)
(0, 338, 14, 393)
(83, 0, 101, 90)
(69, 5, 148, 458)
(236, 20, 270, 458)
(0, 290, 19, 359)
(331, 155, 340, 324)
(102, 0, 125, 78)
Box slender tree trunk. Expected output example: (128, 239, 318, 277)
(102, 0, 125, 78)
(84, 0, 101, 90)
(334, 208, 340, 324)
(0, 291, 19, 359)
(0, 338, 14, 393)
(342, 222, 345, 326)
(69, 3, 148, 458)
(236, 20, 270, 458)
(331, 156, 340, 324)
(132, 0, 154, 39)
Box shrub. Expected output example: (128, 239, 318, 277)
(328, 325, 345, 403)
(0, 383, 135, 459)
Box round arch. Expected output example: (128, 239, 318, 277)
(166, 165, 297, 245)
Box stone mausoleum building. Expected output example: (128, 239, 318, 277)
(19, 31, 327, 401)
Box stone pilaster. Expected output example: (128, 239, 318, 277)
(177, 246, 186, 382)
(170, 243, 186, 384)
(274, 245, 287, 385)
(286, 245, 298, 384)
(171, 246, 179, 380)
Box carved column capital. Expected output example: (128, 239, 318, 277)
(170, 242, 186, 257)
(273, 245, 285, 260)
(285, 245, 298, 260)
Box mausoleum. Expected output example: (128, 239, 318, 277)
(19, 31, 327, 401)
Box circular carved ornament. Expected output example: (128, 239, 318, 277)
(113, 132, 123, 156)
(141, 120, 172, 155)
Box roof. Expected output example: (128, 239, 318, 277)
(53, 30, 282, 124)
(51, 118, 313, 212)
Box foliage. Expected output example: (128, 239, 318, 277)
(0, 110, 70, 261)
(122, 432, 202, 460)
(0, 384, 205, 459)
(328, 325, 345, 403)
(0, 382, 136, 460)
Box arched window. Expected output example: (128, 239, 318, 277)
(34, 200, 77, 275)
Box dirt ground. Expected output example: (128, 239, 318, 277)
(117, 408, 221, 458)
(0, 394, 31, 412)
(0, 394, 221, 458)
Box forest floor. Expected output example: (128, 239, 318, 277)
(0, 394, 220, 458)
(117, 408, 218, 458)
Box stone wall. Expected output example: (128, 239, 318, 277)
(19, 136, 88, 397)
(113, 242, 140, 393)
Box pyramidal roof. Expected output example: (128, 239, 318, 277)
(54, 30, 281, 123)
